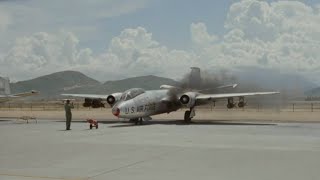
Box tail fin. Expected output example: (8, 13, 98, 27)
(0, 77, 11, 95)
(189, 67, 201, 89)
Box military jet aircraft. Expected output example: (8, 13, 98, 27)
(0, 77, 39, 103)
(62, 68, 279, 124)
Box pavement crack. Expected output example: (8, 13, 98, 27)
(89, 147, 185, 179)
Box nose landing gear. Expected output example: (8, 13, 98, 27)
(130, 118, 143, 125)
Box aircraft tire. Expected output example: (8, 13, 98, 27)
(184, 111, 191, 123)
(130, 118, 138, 125)
(132, 119, 139, 125)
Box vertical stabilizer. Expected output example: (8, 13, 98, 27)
(189, 67, 201, 89)
(0, 77, 11, 95)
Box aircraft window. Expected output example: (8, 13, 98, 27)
(120, 93, 127, 101)
(120, 88, 145, 101)
(124, 94, 132, 101)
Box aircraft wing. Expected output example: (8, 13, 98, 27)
(11, 90, 39, 98)
(0, 90, 39, 103)
(196, 92, 280, 100)
(0, 90, 39, 98)
(61, 94, 110, 99)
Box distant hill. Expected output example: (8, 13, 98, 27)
(10, 71, 101, 99)
(9, 67, 318, 100)
(10, 72, 178, 99)
(61, 75, 179, 95)
(103, 75, 178, 91)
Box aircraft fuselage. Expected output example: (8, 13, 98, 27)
(112, 89, 181, 119)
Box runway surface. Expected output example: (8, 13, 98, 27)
(0, 119, 320, 180)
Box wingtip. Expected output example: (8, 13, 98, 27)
(31, 90, 39, 94)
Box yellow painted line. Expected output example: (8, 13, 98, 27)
(0, 173, 88, 180)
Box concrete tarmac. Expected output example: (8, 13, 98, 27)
(0, 119, 320, 180)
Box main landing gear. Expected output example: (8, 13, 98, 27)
(184, 107, 195, 123)
(130, 118, 143, 125)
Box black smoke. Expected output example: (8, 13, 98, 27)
(179, 68, 237, 93)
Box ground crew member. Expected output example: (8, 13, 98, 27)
(64, 100, 74, 130)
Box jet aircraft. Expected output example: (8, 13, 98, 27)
(62, 68, 279, 124)
(0, 77, 39, 103)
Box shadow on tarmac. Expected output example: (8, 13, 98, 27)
(106, 120, 277, 128)
(54, 119, 276, 128)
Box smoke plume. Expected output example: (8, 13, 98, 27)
(179, 68, 237, 93)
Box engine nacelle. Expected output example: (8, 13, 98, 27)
(106, 92, 123, 106)
(83, 98, 104, 108)
(83, 98, 92, 107)
(180, 92, 197, 108)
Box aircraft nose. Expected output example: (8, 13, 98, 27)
(112, 106, 120, 117)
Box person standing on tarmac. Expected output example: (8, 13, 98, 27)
(64, 100, 74, 130)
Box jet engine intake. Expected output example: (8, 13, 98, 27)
(180, 95, 190, 104)
(179, 92, 197, 108)
(106, 95, 116, 105)
(106, 92, 123, 106)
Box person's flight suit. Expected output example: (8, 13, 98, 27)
(64, 102, 74, 130)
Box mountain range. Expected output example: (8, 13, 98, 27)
(9, 68, 319, 100)
(10, 71, 178, 99)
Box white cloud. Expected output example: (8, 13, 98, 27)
(190, 0, 320, 78)
(0, 31, 93, 80)
(0, 0, 150, 50)
(97, 27, 197, 79)
(1, 0, 320, 83)
(0, 27, 197, 81)
(190, 22, 218, 48)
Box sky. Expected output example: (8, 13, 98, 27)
(0, 0, 320, 82)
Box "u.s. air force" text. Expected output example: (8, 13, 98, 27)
(125, 103, 156, 114)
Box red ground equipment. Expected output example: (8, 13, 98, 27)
(86, 118, 98, 129)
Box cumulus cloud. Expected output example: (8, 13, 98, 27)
(1, 0, 320, 83)
(0, 27, 198, 81)
(190, 22, 218, 48)
(97, 27, 197, 79)
(191, 0, 320, 77)
(0, 0, 149, 50)
(0, 31, 92, 80)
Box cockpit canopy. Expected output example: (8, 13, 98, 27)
(120, 88, 145, 101)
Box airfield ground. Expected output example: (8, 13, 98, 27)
(1, 110, 320, 180)
(0, 108, 320, 122)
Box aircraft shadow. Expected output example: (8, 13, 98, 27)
(54, 119, 276, 128)
(106, 120, 276, 128)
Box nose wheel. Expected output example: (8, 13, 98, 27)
(131, 118, 143, 125)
